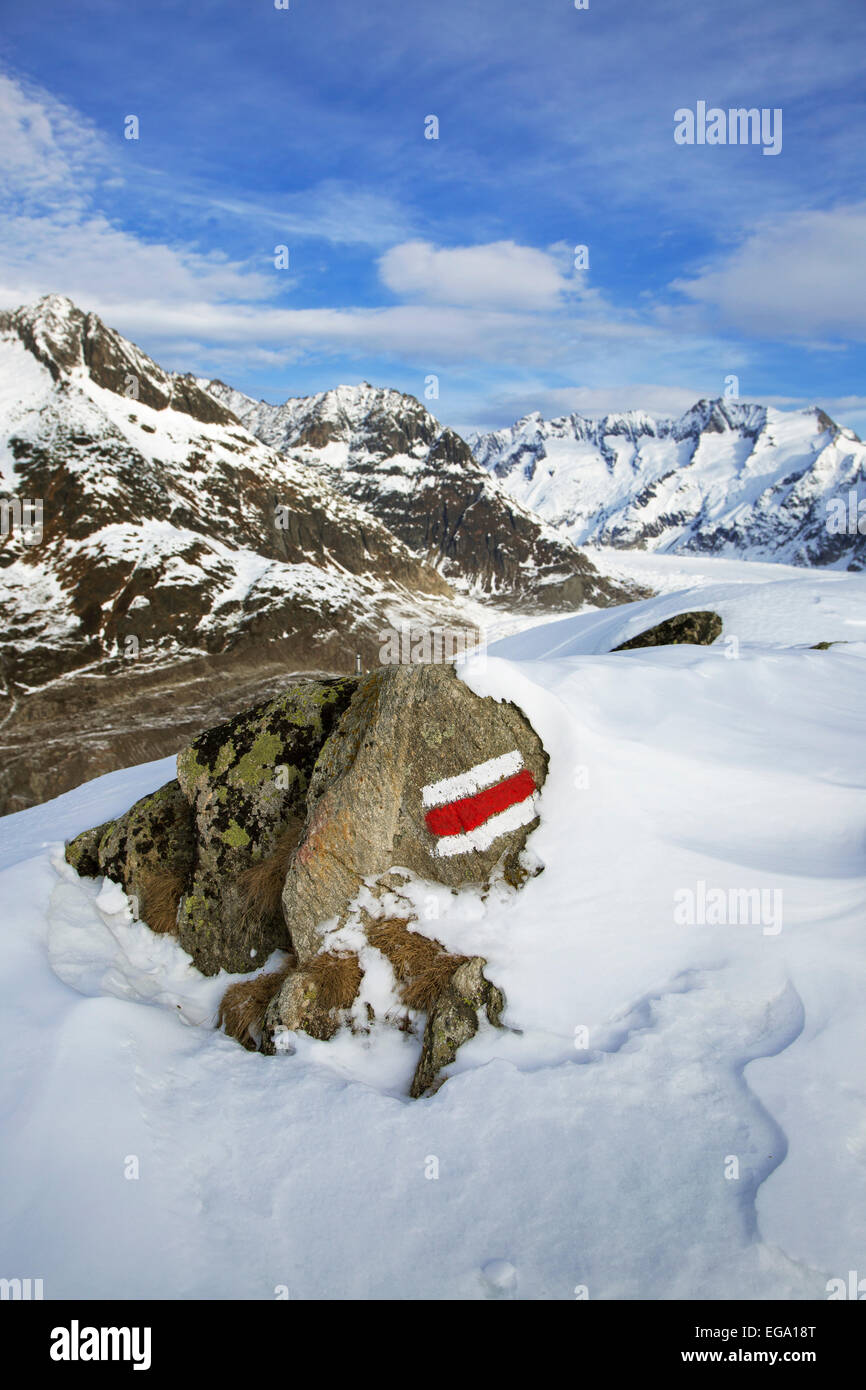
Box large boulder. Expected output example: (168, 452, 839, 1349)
(65, 662, 549, 1094)
(263, 662, 546, 1052)
(275, 662, 547, 966)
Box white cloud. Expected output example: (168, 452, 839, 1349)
(0, 213, 277, 314)
(1, 71, 860, 435)
(52, 298, 664, 374)
(0, 72, 277, 316)
(671, 204, 866, 340)
(0, 71, 744, 428)
(378, 239, 574, 310)
(0, 72, 109, 209)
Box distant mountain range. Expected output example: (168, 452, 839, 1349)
(0, 295, 631, 812)
(470, 399, 866, 570)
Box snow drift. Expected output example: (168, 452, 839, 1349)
(0, 560, 864, 1299)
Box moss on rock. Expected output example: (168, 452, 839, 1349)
(65, 676, 358, 976)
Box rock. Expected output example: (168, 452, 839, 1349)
(65, 780, 196, 937)
(65, 676, 358, 975)
(410, 956, 505, 1098)
(260, 951, 364, 1051)
(613, 609, 722, 651)
(64, 820, 112, 879)
(274, 662, 547, 966)
(173, 676, 357, 974)
(66, 660, 548, 1094)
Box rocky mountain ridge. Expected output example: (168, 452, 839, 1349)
(0, 298, 469, 811)
(470, 398, 866, 568)
(205, 377, 622, 608)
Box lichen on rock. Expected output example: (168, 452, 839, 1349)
(65, 676, 357, 975)
(173, 675, 357, 974)
(64, 779, 195, 936)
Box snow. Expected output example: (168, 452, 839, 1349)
(0, 563, 864, 1298)
(487, 567, 866, 658)
(472, 400, 866, 566)
(2, 313, 498, 666)
(0, 337, 56, 489)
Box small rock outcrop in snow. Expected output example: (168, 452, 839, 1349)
(409, 955, 505, 1099)
(612, 610, 723, 651)
(65, 662, 548, 1095)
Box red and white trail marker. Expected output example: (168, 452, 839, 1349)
(422, 749, 538, 858)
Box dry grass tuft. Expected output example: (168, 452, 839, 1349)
(236, 819, 303, 935)
(138, 867, 185, 935)
(365, 917, 468, 1013)
(217, 917, 466, 1052)
(304, 951, 363, 1012)
(217, 960, 295, 1051)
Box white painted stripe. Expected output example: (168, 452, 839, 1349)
(422, 749, 524, 809)
(433, 793, 537, 857)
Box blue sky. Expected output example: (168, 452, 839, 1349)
(1, 0, 864, 434)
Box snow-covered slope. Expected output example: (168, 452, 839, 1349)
(1, 563, 863, 1299)
(206, 379, 631, 609)
(471, 399, 866, 569)
(0, 296, 458, 689)
(0, 297, 490, 812)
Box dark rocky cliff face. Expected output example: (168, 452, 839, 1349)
(0, 296, 237, 426)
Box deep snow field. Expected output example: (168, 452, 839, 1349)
(1, 555, 864, 1300)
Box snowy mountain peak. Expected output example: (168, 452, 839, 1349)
(672, 397, 768, 439)
(0, 295, 237, 428)
(472, 397, 866, 569)
(6, 294, 92, 376)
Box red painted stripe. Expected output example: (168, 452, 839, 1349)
(424, 768, 536, 838)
